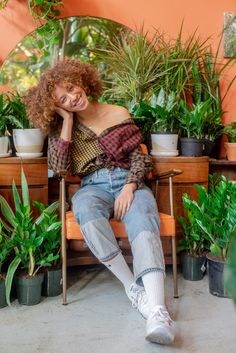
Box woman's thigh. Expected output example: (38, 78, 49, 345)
(72, 184, 114, 225)
(122, 185, 160, 242)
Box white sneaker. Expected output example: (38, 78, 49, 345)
(146, 306, 175, 345)
(126, 283, 150, 319)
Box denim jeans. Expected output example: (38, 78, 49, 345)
(72, 167, 165, 284)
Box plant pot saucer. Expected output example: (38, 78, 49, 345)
(151, 150, 179, 156)
(16, 152, 43, 158)
(0, 152, 12, 158)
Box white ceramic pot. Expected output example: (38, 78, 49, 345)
(0, 136, 11, 155)
(151, 132, 179, 156)
(13, 128, 45, 153)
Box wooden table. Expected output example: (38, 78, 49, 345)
(151, 156, 209, 262)
(0, 157, 48, 210)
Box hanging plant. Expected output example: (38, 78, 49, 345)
(0, 0, 63, 20)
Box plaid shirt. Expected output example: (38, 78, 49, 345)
(48, 118, 152, 186)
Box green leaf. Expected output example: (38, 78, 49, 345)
(21, 168, 30, 207)
(5, 257, 21, 306)
(0, 195, 16, 227)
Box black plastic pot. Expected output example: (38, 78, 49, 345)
(16, 273, 44, 305)
(181, 254, 206, 281)
(202, 139, 216, 157)
(207, 254, 228, 297)
(42, 268, 62, 297)
(180, 137, 204, 156)
(0, 278, 7, 308)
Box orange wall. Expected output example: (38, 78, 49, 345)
(1, 0, 236, 123)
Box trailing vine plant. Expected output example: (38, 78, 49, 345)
(0, 0, 63, 20)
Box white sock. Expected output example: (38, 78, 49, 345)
(102, 252, 134, 291)
(142, 271, 165, 311)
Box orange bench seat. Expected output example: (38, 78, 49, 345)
(65, 211, 175, 240)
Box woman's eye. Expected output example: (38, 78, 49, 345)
(68, 86, 74, 91)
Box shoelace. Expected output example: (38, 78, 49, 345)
(132, 289, 147, 309)
(152, 307, 173, 326)
(129, 286, 147, 308)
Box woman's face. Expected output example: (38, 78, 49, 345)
(53, 83, 89, 112)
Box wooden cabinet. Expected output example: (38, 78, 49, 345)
(0, 157, 48, 210)
(151, 156, 209, 263)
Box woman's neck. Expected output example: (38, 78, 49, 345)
(76, 101, 99, 122)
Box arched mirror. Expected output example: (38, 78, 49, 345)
(0, 16, 128, 95)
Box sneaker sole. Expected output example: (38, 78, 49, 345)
(146, 326, 175, 345)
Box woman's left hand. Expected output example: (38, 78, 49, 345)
(114, 183, 137, 220)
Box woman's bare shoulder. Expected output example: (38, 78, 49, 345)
(104, 103, 132, 122)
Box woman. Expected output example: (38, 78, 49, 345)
(25, 58, 176, 345)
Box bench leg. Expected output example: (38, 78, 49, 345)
(171, 236, 179, 298)
(60, 177, 68, 305)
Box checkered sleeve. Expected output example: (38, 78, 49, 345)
(125, 146, 153, 187)
(48, 134, 72, 172)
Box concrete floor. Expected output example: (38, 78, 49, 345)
(1, 266, 236, 353)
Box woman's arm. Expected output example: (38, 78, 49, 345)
(125, 146, 153, 187)
(114, 147, 152, 220)
(48, 108, 74, 173)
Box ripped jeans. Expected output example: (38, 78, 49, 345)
(72, 167, 165, 285)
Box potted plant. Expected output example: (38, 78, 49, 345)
(9, 92, 45, 157)
(0, 220, 13, 308)
(129, 89, 180, 155)
(148, 89, 180, 156)
(182, 175, 236, 297)
(224, 121, 236, 161)
(0, 91, 44, 157)
(178, 98, 212, 156)
(0, 168, 60, 306)
(0, 92, 25, 157)
(178, 201, 207, 281)
(224, 230, 236, 304)
(33, 201, 62, 297)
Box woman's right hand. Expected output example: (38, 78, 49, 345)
(55, 106, 73, 122)
(55, 106, 74, 142)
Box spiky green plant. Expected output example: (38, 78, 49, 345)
(97, 27, 169, 103)
(0, 168, 61, 306)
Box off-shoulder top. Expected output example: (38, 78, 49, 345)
(48, 118, 152, 186)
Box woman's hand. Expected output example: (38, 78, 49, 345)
(55, 106, 74, 142)
(55, 106, 73, 122)
(114, 183, 137, 220)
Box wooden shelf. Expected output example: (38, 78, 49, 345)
(209, 158, 236, 181)
(0, 157, 48, 210)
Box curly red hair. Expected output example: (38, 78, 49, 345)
(24, 58, 103, 134)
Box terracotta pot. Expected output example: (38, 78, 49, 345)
(225, 142, 236, 161)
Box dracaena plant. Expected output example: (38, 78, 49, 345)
(0, 220, 13, 276)
(0, 168, 61, 306)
